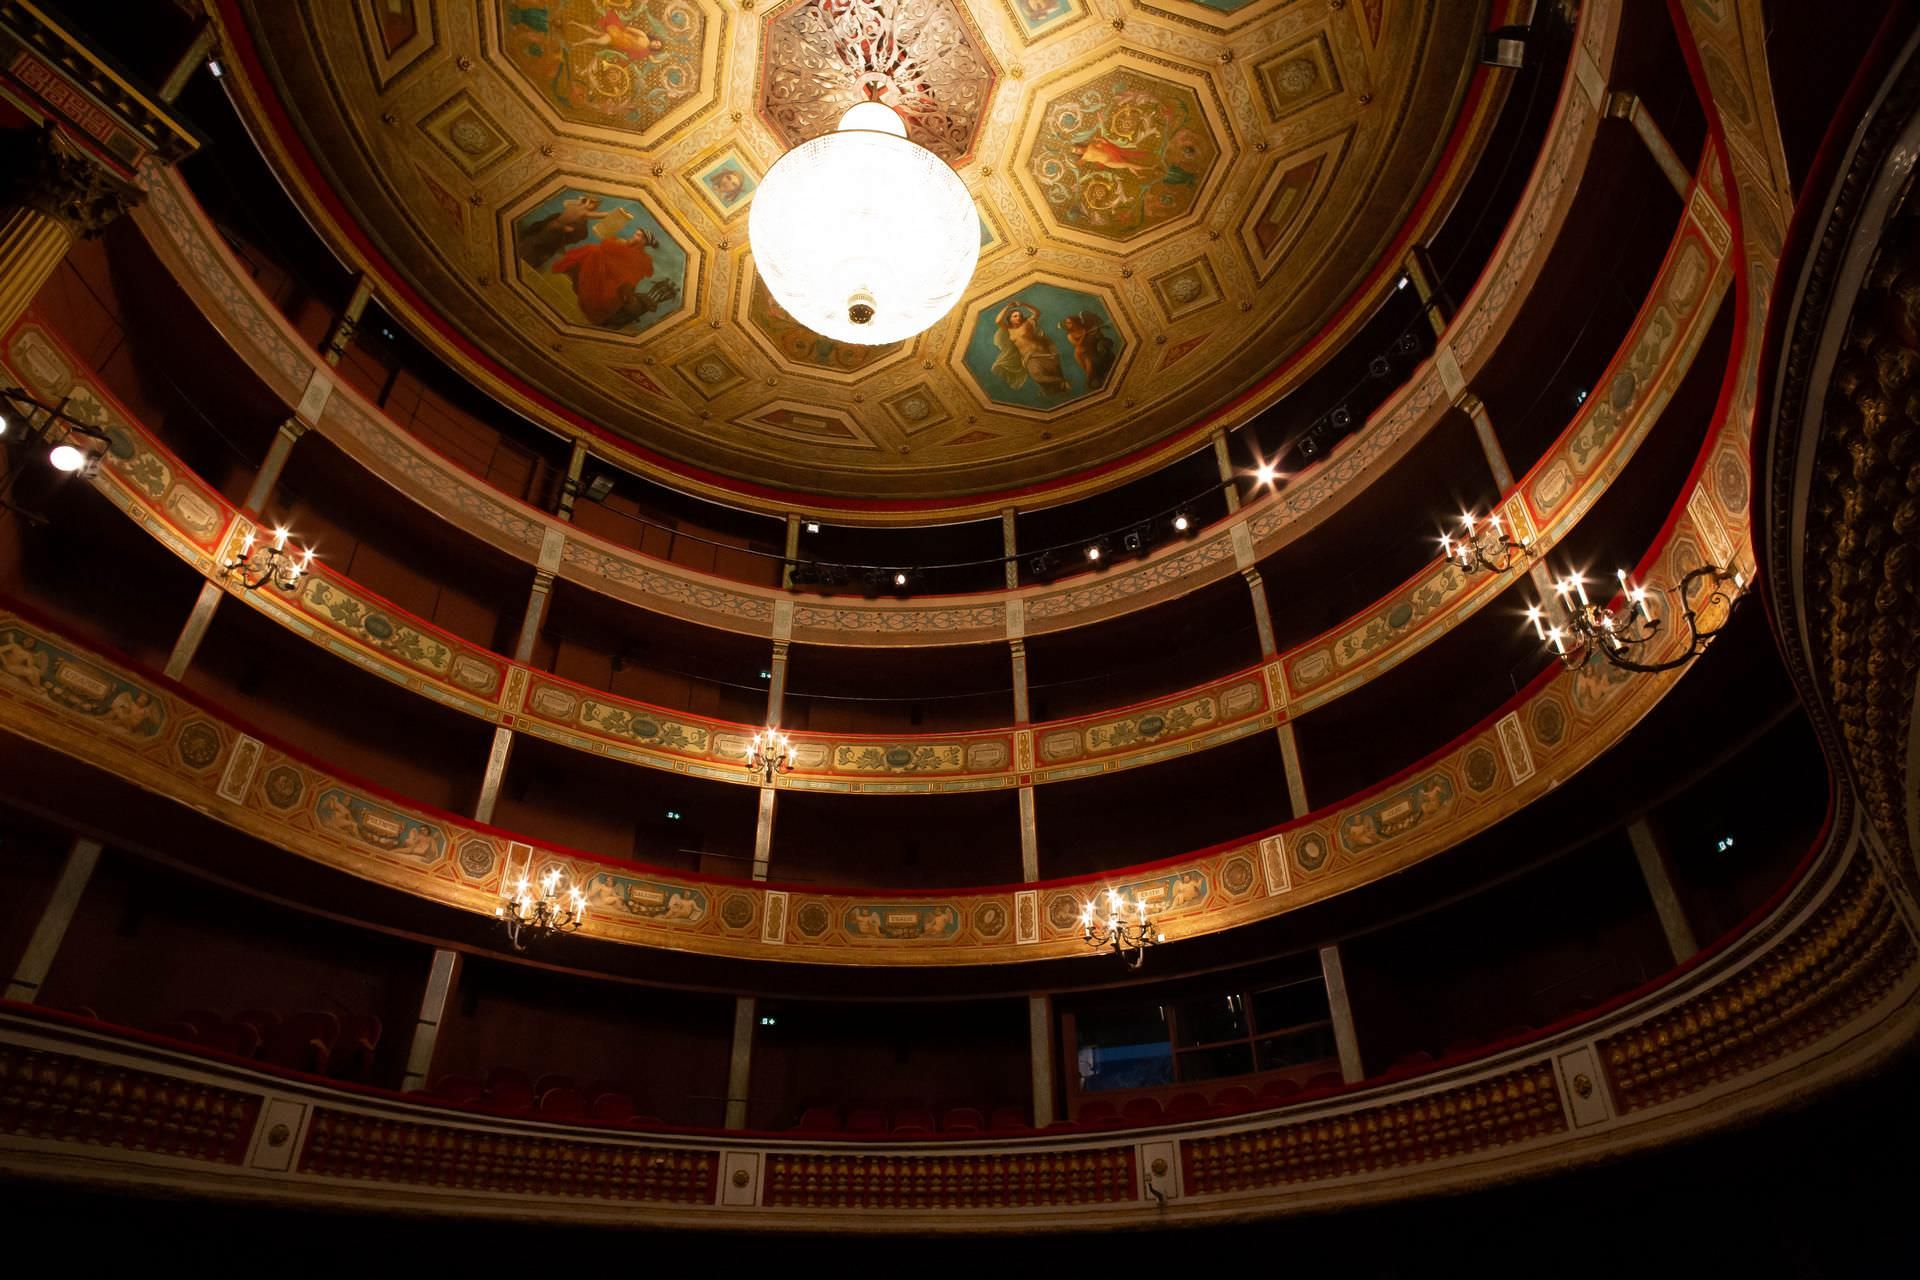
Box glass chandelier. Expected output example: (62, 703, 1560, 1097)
(1081, 888, 1165, 970)
(749, 97, 978, 344)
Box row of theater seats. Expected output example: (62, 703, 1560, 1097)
(423, 1068, 663, 1126)
(1072, 1072, 1349, 1128)
(65, 1006, 383, 1082)
(790, 1103, 1033, 1136)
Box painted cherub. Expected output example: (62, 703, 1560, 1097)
(1059, 310, 1115, 389)
(105, 689, 159, 736)
(0, 634, 48, 690)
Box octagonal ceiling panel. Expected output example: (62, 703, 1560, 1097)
(228, 0, 1490, 507)
(1015, 54, 1228, 251)
(758, 0, 999, 165)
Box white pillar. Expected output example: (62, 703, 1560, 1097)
(4, 836, 102, 1003)
(1319, 943, 1365, 1084)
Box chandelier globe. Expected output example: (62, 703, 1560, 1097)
(749, 99, 979, 345)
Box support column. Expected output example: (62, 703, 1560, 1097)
(0, 202, 73, 334)
(1243, 567, 1277, 657)
(1403, 245, 1450, 337)
(239, 418, 312, 514)
(1028, 993, 1056, 1128)
(400, 948, 461, 1092)
(781, 513, 801, 590)
(319, 275, 376, 368)
(1318, 943, 1365, 1085)
(1628, 817, 1699, 964)
(4, 836, 102, 1003)
(1275, 722, 1310, 816)
(1010, 634, 1039, 880)
(1459, 392, 1515, 492)
(474, 441, 587, 825)
(751, 786, 776, 882)
(1001, 507, 1019, 588)
(1607, 91, 1692, 198)
(724, 995, 755, 1130)
(1211, 429, 1240, 513)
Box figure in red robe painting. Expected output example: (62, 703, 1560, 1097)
(550, 207, 679, 329)
(1071, 134, 1158, 178)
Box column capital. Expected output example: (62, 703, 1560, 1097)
(0, 124, 141, 239)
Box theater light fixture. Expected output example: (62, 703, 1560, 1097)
(747, 727, 796, 784)
(749, 11, 978, 347)
(1528, 564, 1745, 674)
(0, 386, 110, 485)
(220, 525, 315, 594)
(1440, 511, 1532, 575)
(496, 866, 586, 951)
(1081, 888, 1164, 970)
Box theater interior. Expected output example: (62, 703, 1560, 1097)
(0, 0, 1915, 1264)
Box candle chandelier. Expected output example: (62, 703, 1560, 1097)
(220, 525, 315, 593)
(1440, 510, 1532, 575)
(1081, 888, 1165, 970)
(1527, 564, 1745, 674)
(746, 728, 797, 784)
(495, 866, 586, 951)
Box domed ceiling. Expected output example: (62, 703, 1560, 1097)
(227, 0, 1487, 507)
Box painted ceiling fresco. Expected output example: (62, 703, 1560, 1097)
(234, 0, 1486, 502)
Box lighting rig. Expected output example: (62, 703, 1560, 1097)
(0, 387, 112, 523)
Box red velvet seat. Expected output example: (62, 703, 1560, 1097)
(235, 1009, 279, 1043)
(940, 1106, 984, 1133)
(198, 1023, 262, 1059)
(332, 1014, 381, 1081)
(1041, 1119, 1081, 1132)
(429, 1074, 485, 1105)
(534, 1073, 577, 1097)
(1077, 1099, 1121, 1128)
(539, 1087, 588, 1121)
(178, 1010, 225, 1038)
(1213, 1085, 1258, 1113)
(1120, 1097, 1165, 1126)
(890, 1107, 936, 1136)
(794, 1106, 841, 1134)
(1303, 1071, 1345, 1092)
(262, 1011, 339, 1075)
(590, 1092, 636, 1125)
(484, 1068, 535, 1114)
(149, 1019, 199, 1043)
(844, 1105, 888, 1135)
(1257, 1079, 1303, 1104)
(987, 1104, 1030, 1133)
(1165, 1091, 1218, 1121)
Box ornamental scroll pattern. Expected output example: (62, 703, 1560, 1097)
(758, 0, 999, 163)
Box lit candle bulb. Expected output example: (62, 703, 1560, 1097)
(1548, 626, 1567, 655)
(272, 527, 288, 550)
(1526, 605, 1546, 640)
(1572, 575, 1588, 605)
(1489, 515, 1503, 535)
(240, 529, 254, 555)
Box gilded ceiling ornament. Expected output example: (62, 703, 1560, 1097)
(758, 0, 998, 163)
